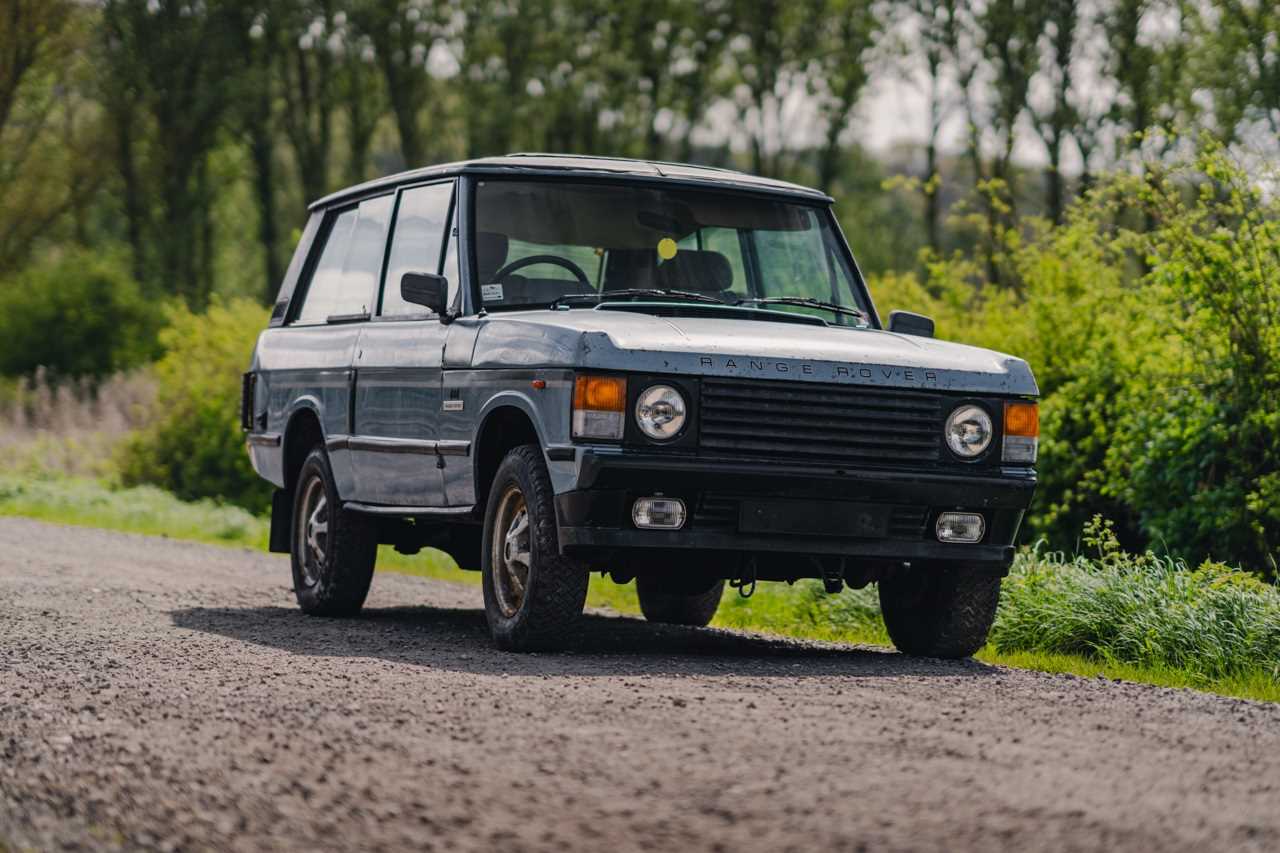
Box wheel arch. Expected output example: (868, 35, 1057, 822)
(282, 403, 326, 493)
(473, 397, 546, 514)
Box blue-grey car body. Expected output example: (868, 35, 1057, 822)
(245, 154, 1037, 572)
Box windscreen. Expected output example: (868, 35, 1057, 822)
(472, 179, 869, 323)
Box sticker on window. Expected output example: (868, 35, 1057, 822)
(481, 283, 505, 302)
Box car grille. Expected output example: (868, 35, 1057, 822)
(698, 377, 945, 467)
(692, 493, 929, 540)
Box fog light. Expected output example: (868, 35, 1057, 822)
(632, 497, 686, 530)
(936, 512, 985, 544)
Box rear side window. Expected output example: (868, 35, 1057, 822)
(294, 195, 394, 324)
(381, 182, 455, 317)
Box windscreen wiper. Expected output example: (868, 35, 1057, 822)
(735, 296, 868, 324)
(549, 288, 728, 309)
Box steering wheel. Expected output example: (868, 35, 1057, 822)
(490, 254, 591, 289)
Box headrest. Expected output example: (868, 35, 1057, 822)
(657, 250, 733, 292)
(476, 231, 509, 281)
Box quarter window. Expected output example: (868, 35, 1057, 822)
(381, 182, 455, 316)
(295, 195, 394, 324)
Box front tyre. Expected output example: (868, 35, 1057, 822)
(291, 448, 377, 616)
(878, 563, 1001, 659)
(481, 445, 589, 651)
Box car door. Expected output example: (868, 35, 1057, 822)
(260, 197, 390, 498)
(350, 180, 458, 507)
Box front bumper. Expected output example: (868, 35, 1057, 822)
(555, 450, 1035, 572)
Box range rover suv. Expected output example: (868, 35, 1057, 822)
(243, 154, 1038, 657)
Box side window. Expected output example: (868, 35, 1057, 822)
(295, 195, 394, 323)
(295, 209, 357, 324)
(381, 182, 454, 316)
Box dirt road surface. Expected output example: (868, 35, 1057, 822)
(1, 517, 1277, 852)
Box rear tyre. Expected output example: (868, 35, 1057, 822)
(290, 448, 377, 616)
(878, 563, 1001, 658)
(636, 575, 725, 627)
(481, 445, 589, 651)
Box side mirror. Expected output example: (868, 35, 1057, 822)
(401, 272, 448, 316)
(887, 310, 935, 338)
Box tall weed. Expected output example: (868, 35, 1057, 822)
(994, 518, 1280, 681)
(0, 369, 155, 478)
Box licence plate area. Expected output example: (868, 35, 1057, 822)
(739, 499, 891, 538)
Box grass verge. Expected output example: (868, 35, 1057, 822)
(2, 476, 1276, 703)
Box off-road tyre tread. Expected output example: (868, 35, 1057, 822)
(636, 577, 725, 627)
(291, 448, 377, 617)
(878, 564, 1001, 659)
(482, 444, 588, 652)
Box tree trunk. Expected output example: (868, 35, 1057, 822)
(248, 119, 281, 304)
(1045, 131, 1064, 225)
(924, 136, 940, 252)
(115, 103, 146, 287)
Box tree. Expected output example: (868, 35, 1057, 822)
(273, 0, 338, 204)
(905, 0, 962, 252)
(458, 0, 544, 156)
(811, 0, 881, 194)
(351, 0, 445, 169)
(227, 4, 285, 303)
(1099, 0, 1192, 157)
(0, 0, 91, 271)
(1029, 0, 1081, 225)
(1194, 1, 1280, 145)
(978, 0, 1050, 209)
(0, 0, 71, 134)
(100, 0, 245, 307)
(723, 0, 823, 179)
(335, 21, 386, 183)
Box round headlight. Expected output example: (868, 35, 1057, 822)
(635, 385, 687, 440)
(945, 404, 993, 458)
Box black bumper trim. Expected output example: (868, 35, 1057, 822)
(559, 525, 1014, 566)
(556, 451, 1034, 569)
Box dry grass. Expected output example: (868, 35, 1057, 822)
(0, 368, 155, 478)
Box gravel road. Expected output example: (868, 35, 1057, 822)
(1, 517, 1278, 852)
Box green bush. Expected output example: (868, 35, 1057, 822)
(0, 248, 161, 380)
(994, 518, 1280, 682)
(117, 298, 270, 512)
(1107, 149, 1280, 574)
(870, 146, 1279, 573)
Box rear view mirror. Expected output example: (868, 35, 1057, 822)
(887, 310, 935, 338)
(401, 272, 448, 316)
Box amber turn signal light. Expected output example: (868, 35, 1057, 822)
(573, 375, 626, 412)
(1004, 402, 1039, 437)
(572, 375, 627, 440)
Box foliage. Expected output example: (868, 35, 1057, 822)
(117, 298, 270, 512)
(1114, 146, 1280, 574)
(995, 518, 1280, 683)
(0, 475, 268, 546)
(715, 580, 888, 645)
(0, 249, 161, 380)
(872, 146, 1280, 573)
(0, 0, 100, 272)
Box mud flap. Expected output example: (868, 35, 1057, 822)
(269, 489, 292, 554)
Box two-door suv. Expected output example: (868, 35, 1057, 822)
(244, 154, 1038, 657)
